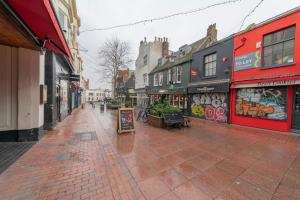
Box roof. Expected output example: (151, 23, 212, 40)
(150, 37, 212, 74)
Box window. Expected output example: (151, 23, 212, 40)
(143, 55, 148, 66)
(154, 73, 159, 86)
(58, 10, 65, 29)
(159, 72, 163, 86)
(204, 53, 217, 77)
(171, 68, 177, 83)
(263, 26, 295, 68)
(158, 58, 162, 66)
(143, 73, 148, 85)
(167, 69, 171, 85)
(177, 66, 182, 83)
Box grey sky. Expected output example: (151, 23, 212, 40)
(77, 0, 299, 89)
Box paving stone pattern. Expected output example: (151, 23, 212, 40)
(0, 108, 300, 200)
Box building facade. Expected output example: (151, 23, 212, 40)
(148, 24, 218, 114)
(86, 89, 105, 102)
(43, 0, 82, 130)
(230, 8, 300, 132)
(188, 36, 233, 123)
(135, 37, 168, 107)
(0, 1, 73, 141)
(116, 70, 137, 106)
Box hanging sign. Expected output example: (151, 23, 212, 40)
(117, 108, 135, 134)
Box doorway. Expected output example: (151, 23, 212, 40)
(292, 86, 300, 131)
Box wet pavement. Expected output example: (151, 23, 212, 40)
(0, 107, 300, 200)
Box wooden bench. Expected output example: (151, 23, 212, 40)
(163, 113, 185, 129)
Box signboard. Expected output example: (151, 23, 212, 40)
(234, 51, 261, 71)
(233, 79, 300, 88)
(188, 83, 230, 94)
(191, 68, 198, 76)
(117, 108, 135, 134)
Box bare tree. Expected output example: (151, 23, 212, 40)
(97, 37, 132, 97)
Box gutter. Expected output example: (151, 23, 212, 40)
(0, 0, 42, 47)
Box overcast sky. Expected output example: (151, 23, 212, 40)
(77, 0, 299, 89)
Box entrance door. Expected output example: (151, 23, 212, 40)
(292, 86, 300, 131)
(56, 85, 60, 121)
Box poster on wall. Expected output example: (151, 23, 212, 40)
(235, 87, 287, 120)
(191, 93, 227, 122)
(234, 51, 261, 71)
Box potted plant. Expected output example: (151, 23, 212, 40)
(147, 101, 182, 128)
(108, 99, 120, 109)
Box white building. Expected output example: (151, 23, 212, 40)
(86, 89, 105, 102)
(135, 37, 168, 107)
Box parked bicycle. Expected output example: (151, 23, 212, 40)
(137, 107, 149, 123)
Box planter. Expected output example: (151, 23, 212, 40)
(148, 114, 165, 128)
(108, 104, 120, 109)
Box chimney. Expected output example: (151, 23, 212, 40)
(206, 23, 217, 45)
(162, 37, 169, 58)
(144, 37, 147, 42)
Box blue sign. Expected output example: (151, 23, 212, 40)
(234, 51, 261, 71)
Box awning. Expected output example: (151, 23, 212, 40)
(6, 0, 72, 60)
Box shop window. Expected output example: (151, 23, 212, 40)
(154, 73, 159, 86)
(179, 96, 184, 108)
(159, 72, 163, 86)
(263, 26, 295, 68)
(204, 53, 217, 77)
(177, 66, 182, 83)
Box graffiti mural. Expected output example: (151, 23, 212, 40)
(235, 87, 287, 120)
(191, 93, 227, 122)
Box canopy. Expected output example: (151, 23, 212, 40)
(7, 0, 73, 61)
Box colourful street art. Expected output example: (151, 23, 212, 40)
(235, 87, 287, 120)
(191, 93, 227, 122)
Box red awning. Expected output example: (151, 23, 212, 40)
(7, 0, 73, 61)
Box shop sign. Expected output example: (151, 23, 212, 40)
(258, 80, 299, 87)
(196, 87, 214, 92)
(234, 51, 261, 71)
(234, 79, 300, 88)
(117, 108, 135, 134)
(191, 68, 198, 76)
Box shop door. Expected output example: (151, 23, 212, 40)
(292, 86, 300, 131)
(56, 85, 60, 121)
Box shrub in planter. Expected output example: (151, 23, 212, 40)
(149, 101, 182, 117)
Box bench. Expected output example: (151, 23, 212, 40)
(163, 113, 185, 129)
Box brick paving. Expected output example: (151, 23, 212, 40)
(0, 108, 300, 200)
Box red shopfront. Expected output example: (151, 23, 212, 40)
(230, 7, 300, 133)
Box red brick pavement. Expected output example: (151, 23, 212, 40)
(0, 108, 300, 200)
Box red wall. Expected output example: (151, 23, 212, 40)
(230, 9, 300, 132)
(233, 10, 300, 80)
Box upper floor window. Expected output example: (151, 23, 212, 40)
(154, 73, 159, 86)
(263, 26, 295, 68)
(158, 58, 162, 66)
(159, 72, 163, 86)
(171, 68, 177, 83)
(143, 55, 148, 66)
(167, 69, 171, 85)
(204, 53, 217, 77)
(177, 66, 182, 83)
(143, 73, 148, 85)
(58, 10, 65, 29)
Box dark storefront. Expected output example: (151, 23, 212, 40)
(44, 51, 79, 130)
(188, 36, 233, 123)
(188, 81, 230, 122)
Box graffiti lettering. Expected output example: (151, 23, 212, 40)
(235, 87, 287, 120)
(191, 93, 227, 122)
